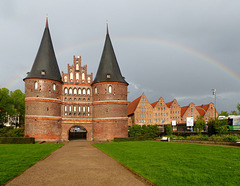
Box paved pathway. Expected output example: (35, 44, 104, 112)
(6, 141, 150, 186)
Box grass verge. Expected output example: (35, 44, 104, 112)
(94, 141, 240, 186)
(0, 144, 63, 185)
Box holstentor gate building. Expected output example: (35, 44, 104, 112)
(24, 18, 128, 141)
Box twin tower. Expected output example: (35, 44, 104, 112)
(24, 18, 128, 141)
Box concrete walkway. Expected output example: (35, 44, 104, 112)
(6, 141, 150, 186)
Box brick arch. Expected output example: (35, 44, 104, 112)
(62, 123, 92, 141)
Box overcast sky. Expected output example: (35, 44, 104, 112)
(0, 0, 240, 112)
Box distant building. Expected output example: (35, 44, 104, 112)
(127, 94, 218, 127)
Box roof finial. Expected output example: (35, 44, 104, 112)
(106, 20, 109, 34)
(46, 14, 48, 27)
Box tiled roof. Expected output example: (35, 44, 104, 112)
(181, 106, 189, 117)
(151, 101, 158, 108)
(127, 96, 141, 116)
(166, 101, 174, 108)
(196, 104, 210, 116)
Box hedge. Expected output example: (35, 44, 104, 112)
(0, 137, 35, 144)
(114, 136, 155, 142)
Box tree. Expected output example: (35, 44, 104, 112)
(237, 103, 240, 115)
(230, 110, 238, 115)
(219, 111, 228, 117)
(10, 89, 25, 125)
(0, 88, 25, 126)
(194, 115, 205, 134)
(0, 88, 14, 125)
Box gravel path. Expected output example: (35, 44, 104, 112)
(6, 141, 150, 186)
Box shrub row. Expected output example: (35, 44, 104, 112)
(167, 134, 240, 142)
(128, 124, 159, 138)
(0, 137, 35, 144)
(0, 127, 24, 137)
(114, 136, 155, 142)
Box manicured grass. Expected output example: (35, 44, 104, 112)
(0, 144, 63, 185)
(94, 141, 240, 186)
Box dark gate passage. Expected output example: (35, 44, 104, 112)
(69, 126, 87, 140)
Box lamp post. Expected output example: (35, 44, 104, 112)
(211, 89, 216, 119)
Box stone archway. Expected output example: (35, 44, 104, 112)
(69, 126, 87, 140)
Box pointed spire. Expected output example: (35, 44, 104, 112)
(106, 20, 109, 34)
(24, 18, 62, 82)
(92, 25, 128, 85)
(46, 14, 48, 27)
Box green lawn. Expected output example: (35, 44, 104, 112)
(0, 144, 63, 185)
(94, 141, 240, 186)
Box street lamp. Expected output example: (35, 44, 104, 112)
(211, 89, 216, 119)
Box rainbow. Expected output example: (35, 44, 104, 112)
(5, 37, 240, 90)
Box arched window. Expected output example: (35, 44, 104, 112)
(87, 88, 90, 95)
(87, 106, 90, 112)
(73, 88, 77, 95)
(76, 73, 79, 82)
(95, 87, 97, 94)
(83, 88, 86, 95)
(64, 76, 67, 82)
(70, 72, 73, 81)
(83, 106, 86, 113)
(69, 88, 73, 95)
(69, 106, 72, 112)
(73, 105, 77, 112)
(82, 73, 85, 80)
(108, 85, 112, 93)
(64, 87, 68, 94)
(34, 81, 38, 90)
(52, 83, 56, 91)
(87, 77, 91, 83)
(76, 63, 79, 70)
(78, 106, 81, 113)
(64, 106, 67, 112)
(78, 88, 81, 95)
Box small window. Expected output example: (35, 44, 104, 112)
(83, 88, 86, 95)
(78, 88, 81, 95)
(52, 83, 56, 91)
(74, 106, 77, 112)
(83, 106, 86, 113)
(87, 77, 91, 83)
(73, 88, 77, 95)
(87, 106, 90, 112)
(69, 88, 73, 95)
(34, 81, 38, 90)
(76, 73, 79, 81)
(87, 88, 90, 95)
(107, 74, 111, 79)
(76, 64, 79, 70)
(82, 73, 85, 80)
(95, 87, 97, 94)
(64, 76, 67, 82)
(70, 72, 73, 81)
(69, 106, 72, 112)
(108, 85, 112, 93)
(64, 106, 67, 112)
(64, 87, 68, 94)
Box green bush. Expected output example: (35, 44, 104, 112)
(114, 136, 154, 142)
(0, 137, 35, 144)
(223, 135, 239, 142)
(128, 124, 159, 138)
(0, 127, 24, 137)
(208, 119, 228, 135)
(164, 125, 173, 136)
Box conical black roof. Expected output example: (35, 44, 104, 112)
(24, 18, 62, 82)
(92, 29, 128, 85)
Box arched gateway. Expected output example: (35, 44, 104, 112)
(69, 126, 87, 140)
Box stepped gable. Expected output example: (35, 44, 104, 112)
(196, 104, 210, 116)
(92, 25, 127, 84)
(127, 96, 141, 116)
(24, 17, 62, 82)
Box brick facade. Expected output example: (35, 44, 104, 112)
(128, 94, 218, 127)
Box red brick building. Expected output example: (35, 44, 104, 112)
(128, 94, 217, 127)
(24, 19, 128, 141)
